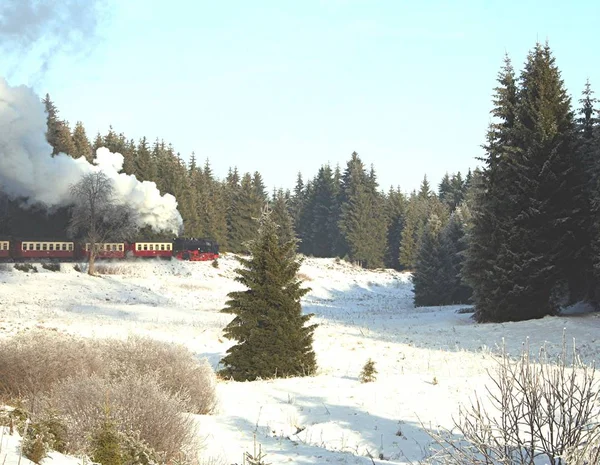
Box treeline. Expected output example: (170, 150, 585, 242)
(5, 41, 596, 323)
(4, 94, 473, 279)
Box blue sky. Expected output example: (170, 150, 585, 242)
(3, 0, 599, 193)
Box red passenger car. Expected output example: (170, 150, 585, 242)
(13, 240, 75, 260)
(80, 243, 126, 259)
(128, 242, 173, 259)
(0, 240, 9, 259)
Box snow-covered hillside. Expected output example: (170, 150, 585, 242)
(1, 256, 599, 464)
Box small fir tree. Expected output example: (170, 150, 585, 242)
(91, 418, 123, 465)
(220, 206, 317, 381)
(359, 358, 377, 383)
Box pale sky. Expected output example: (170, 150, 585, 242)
(2, 0, 599, 193)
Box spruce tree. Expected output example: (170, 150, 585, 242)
(412, 214, 445, 306)
(310, 165, 337, 257)
(439, 208, 472, 304)
(338, 152, 386, 268)
(576, 80, 600, 301)
(135, 137, 156, 182)
(227, 172, 260, 253)
(72, 121, 93, 162)
(438, 173, 452, 205)
(384, 186, 406, 270)
(507, 42, 582, 318)
(271, 188, 295, 246)
(42, 94, 61, 155)
(466, 44, 583, 322)
(52, 121, 75, 155)
(220, 207, 317, 381)
(463, 54, 520, 322)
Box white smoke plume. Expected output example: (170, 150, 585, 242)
(0, 0, 108, 76)
(0, 78, 183, 233)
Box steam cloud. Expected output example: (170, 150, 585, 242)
(0, 0, 107, 75)
(0, 78, 183, 233)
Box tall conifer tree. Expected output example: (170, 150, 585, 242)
(220, 207, 317, 381)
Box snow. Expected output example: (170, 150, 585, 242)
(1, 256, 600, 464)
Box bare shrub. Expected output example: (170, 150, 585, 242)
(426, 338, 600, 465)
(563, 425, 600, 464)
(0, 330, 104, 410)
(297, 272, 312, 282)
(44, 372, 195, 459)
(102, 336, 217, 414)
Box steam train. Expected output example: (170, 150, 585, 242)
(0, 237, 219, 262)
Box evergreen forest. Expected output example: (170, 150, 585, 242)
(1, 41, 599, 323)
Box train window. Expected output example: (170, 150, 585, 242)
(136, 244, 141, 251)
(49, 244, 54, 251)
(60, 244, 65, 251)
(68, 244, 73, 251)
(42, 244, 47, 251)
(149, 244, 154, 251)
(143, 244, 148, 251)
(1, 243, 6, 250)
(118, 244, 123, 251)
(160, 244, 164, 250)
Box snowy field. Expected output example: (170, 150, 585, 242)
(1, 256, 600, 464)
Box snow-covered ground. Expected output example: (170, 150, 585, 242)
(1, 256, 599, 464)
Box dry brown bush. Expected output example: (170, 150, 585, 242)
(101, 336, 217, 414)
(0, 330, 104, 411)
(43, 372, 195, 459)
(297, 273, 312, 282)
(0, 331, 217, 416)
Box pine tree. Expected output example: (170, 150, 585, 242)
(289, 173, 305, 233)
(54, 121, 76, 156)
(438, 173, 452, 205)
(203, 160, 229, 247)
(384, 186, 406, 270)
(463, 54, 520, 322)
(418, 175, 432, 199)
(310, 165, 337, 257)
(72, 121, 93, 162)
(359, 359, 377, 383)
(90, 418, 123, 465)
(439, 208, 472, 304)
(42, 94, 61, 155)
(506, 42, 582, 318)
(412, 214, 446, 306)
(227, 172, 260, 253)
(338, 152, 386, 268)
(466, 44, 583, 322)
(135, 137, 156, 182)
(220, 207, 317, 381)
(576, 80, 600, 301)
(399, 188, 448, 270)
(271, 188, 295, 246)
